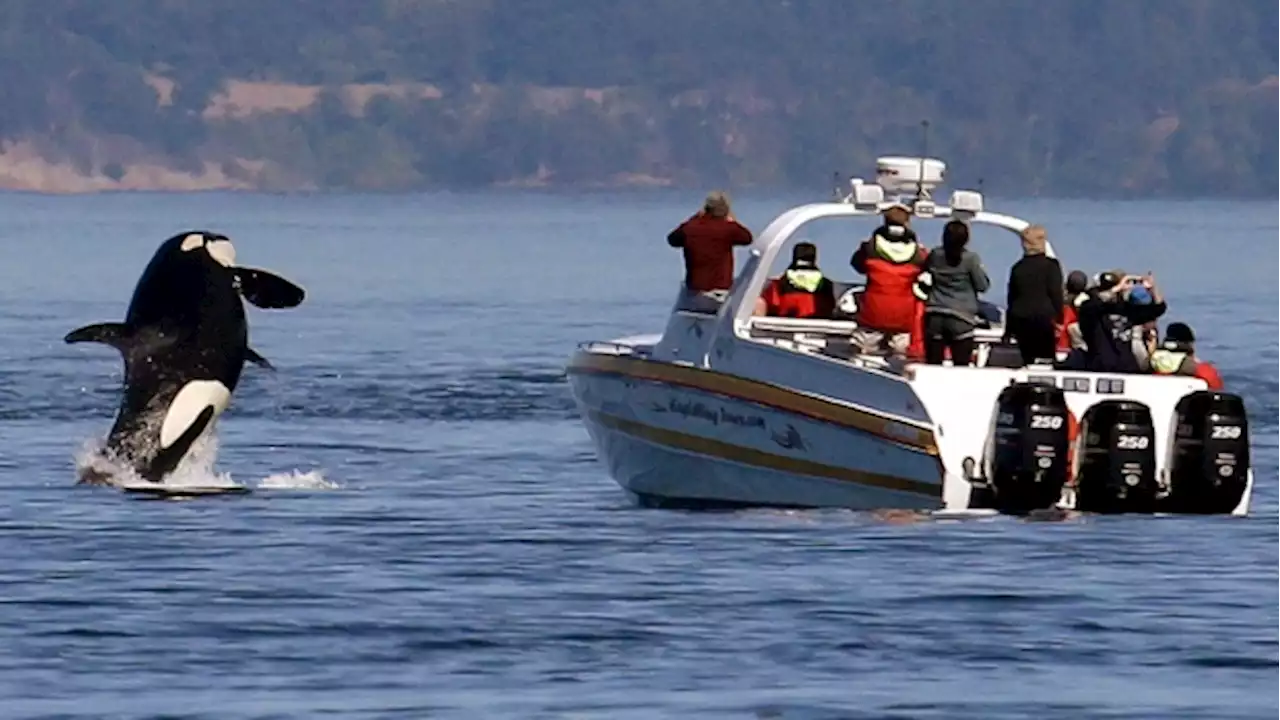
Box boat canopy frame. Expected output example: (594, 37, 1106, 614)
(725, 199, 1051, 334)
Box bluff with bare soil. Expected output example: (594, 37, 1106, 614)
(0, 0, 1274, 196)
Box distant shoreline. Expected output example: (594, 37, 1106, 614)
(0, 181, 1272, 203)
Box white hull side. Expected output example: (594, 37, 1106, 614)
(567, 368, 944, 511)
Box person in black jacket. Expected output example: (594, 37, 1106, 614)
(1004, 224, 1063, 366)
(1075, 270, 1167, 373)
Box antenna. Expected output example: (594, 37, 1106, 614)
(832, 170, 842, 199)
(915, 119, 930, 203)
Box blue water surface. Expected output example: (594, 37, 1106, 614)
(0, 191, 1275, 719)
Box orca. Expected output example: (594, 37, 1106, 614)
(66, 231, 305, 485)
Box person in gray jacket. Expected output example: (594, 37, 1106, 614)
(914, 220, 990, 366)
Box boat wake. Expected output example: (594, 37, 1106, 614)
(72, 433, 338, 492)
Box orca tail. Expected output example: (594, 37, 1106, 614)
(232, 267, 306, 309)
(65, 322, 131, 351)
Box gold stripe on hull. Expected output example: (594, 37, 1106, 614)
(586, 409, 941, 499)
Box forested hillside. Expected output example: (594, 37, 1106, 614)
(0, 0, 1274, 195)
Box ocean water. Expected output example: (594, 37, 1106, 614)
(0, 190, 1275, 719)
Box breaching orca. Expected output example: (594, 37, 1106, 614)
(66, 231, 306, 485)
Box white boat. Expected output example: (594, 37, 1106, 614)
(565, 155, 1254, 516)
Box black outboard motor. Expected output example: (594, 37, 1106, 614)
(1159, 391, 1251, 514)
(987, 382, 1071, 513)
(1076, 400, 1158, 513)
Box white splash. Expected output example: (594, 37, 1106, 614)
(73, 432, 339, 491)
(256, 469, 338, 490)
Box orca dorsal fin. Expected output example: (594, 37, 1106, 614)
(65, 322, 131, 350)
(245, 346, 275, 371)
(232, 267, 306, 310)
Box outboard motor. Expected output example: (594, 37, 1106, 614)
(1159, 391, 1251, 514)
(1075, 400, 1158, 513)
(986, 382, 1071, 513)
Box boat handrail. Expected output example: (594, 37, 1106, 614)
(576, 340, 648, 356)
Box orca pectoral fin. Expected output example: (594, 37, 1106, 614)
(245, 346, 275, 371)
(233, 267, 306, 309)
(65, 322, 130, 349)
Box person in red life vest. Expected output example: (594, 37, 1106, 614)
(667, 190, 753, 313)
(849, 204, 928, 355)
(1149, 322, 1225, 390)
(755, 241, 837, 319)
(1057, 270, 1089, 353)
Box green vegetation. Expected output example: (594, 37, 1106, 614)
(0, 0, 1275, 196)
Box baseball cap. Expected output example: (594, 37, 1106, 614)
(791, 241, 817, 268)
(1095, 268, 1126, 290)
(1164, 322, 1195, 344)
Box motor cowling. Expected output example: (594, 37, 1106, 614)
(1075, 400, 1158, 513)
(1159, 391, 1251, 514)
(987, 382, 1070, 513)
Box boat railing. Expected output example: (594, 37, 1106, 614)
(576, 340, 651, 357)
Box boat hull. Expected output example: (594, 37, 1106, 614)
(567, 352, 945, 511)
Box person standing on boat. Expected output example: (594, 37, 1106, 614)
(917, 220, 990, 366)
(1075, 270, 1167, 374)
(850, 203, 928, 354)
(667, 191, 754, 313)
(1149, 322, 1224, 389)
(1004, 225, 1064, 366)
(755, 241, 837, 318)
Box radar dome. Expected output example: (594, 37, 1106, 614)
(875, 157, 946, 194)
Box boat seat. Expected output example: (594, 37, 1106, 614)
(830, 281, 863, 320)
(976, 301, 1002, 329)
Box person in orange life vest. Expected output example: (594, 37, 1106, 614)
(850, 204, 928, 354)
(1057, 270, 1089, 352)
(755, 241, 836, 319)
(1150, 322, 1224, 390)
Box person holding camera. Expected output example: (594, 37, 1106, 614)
(667, 191, 754, 313)
(1074, 269, 1167, 373)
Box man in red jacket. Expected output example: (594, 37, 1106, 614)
(667, 191, 754, 313)
(850, 204, 928, 355)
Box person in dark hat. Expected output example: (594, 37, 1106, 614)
(1150, 321, 1224, 389)
(757, 241, 836, 319)
(1057, 269, 1090, 352)
(1075, 269, 1167, 373)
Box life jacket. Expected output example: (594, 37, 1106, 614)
(1066, 408, 1080, 473)
(858, 228, 926, 333)
(1057, 301, 1080, 351)
(1151, 345, 1224, 390)
(906, 298, 927, 360)
(906, 298, 974, 364)
(764, 268, 833, 318)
